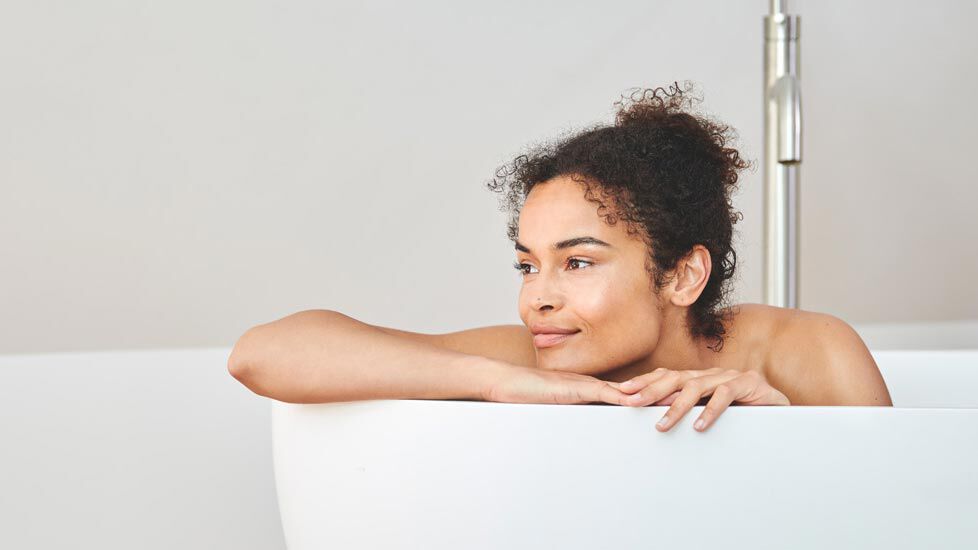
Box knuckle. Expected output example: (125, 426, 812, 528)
(704, 397, 725, 412)
(672, 398, 694, 412)
(715, 383, 732, 396)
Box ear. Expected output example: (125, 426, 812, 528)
(668, 245, 712, 307)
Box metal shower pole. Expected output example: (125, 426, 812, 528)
(763, 0, 802, 307)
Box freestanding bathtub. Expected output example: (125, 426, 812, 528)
(271, 350, 978, 549)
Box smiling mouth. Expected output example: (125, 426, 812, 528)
(533, 331, 580, 349)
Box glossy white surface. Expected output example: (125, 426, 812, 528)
(273, 351, 978, 550)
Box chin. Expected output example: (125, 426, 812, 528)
(536, 355, 600, 376)
(534, 355, 568, 371)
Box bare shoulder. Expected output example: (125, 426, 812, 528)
(747, 305, 893, 406)
(374, 323, 537, 368)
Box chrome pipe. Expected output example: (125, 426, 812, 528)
(763, 1, 802, 308)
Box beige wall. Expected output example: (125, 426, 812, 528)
(1, 0, 975, 354)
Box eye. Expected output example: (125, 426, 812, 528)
(513, 261, 537, 275)
(566, 258, 593, 270)
(512, 258, 593, 276)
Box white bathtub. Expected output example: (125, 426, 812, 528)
(271, 350, 978, 550)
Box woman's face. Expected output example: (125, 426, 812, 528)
(515, 175, 666, 376)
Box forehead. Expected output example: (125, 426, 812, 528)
(518, 176, 618, 242)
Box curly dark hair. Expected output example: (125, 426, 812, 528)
(486, 81, 751, 352)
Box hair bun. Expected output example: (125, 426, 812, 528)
(613, 82, 696, 127)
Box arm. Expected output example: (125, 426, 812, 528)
(227, 309, 511, 404)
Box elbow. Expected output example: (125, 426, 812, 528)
(226, 344, 249, 384)
(227, 309, 342, 400)
(227, 324, 270, 394)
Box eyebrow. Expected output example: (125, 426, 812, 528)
(514, 236, 614, 254)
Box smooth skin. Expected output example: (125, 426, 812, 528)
(228, 174, 892, 432)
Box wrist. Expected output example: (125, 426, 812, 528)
(464, 355, 511, 402)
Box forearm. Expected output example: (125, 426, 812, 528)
(227, 309, 500, 404)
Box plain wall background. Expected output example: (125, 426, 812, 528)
(2, 0, 977, 356)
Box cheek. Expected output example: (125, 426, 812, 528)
(574, 277, 662, 363)
(515, 269, 661, 373)
(572, 276, 641, 327)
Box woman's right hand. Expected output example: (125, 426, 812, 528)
(483, 362, 630, 406)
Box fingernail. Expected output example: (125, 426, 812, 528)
(630, 392, 643, 401)
(621, 380, 634, 389)
(656, 416, 669, 428)
(694, 418, 705, 430)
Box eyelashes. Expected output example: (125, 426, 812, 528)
(513, 258, 593, 276)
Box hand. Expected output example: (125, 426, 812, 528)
(484, 363, 631, 406)
(618, 367, 790, 432)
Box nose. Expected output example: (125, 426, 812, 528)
(520, 260, 567, 312)
(529, 277, 564, 312)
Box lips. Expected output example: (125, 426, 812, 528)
(532, 330, 580, 348)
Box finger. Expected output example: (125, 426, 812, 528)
(596, 380, 631, 406)
(619, 367, 727, 395)
(715, 370, 791, 406)
(653, 370, 742, 431)
(626, 367, 712, 406)
(655, 379, 712, 431)
(623, 370, 682, 406)
(652, 390, 681, 406)
(692, 381, 742, 431)
(721, 370, 770, 405)
(627, 368, 733, 408)
(618, 368, 672, 394)
(621, 368, 724, 407)
(689, 371, 776, 429)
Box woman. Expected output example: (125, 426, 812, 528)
(228, 82, 892, 433)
